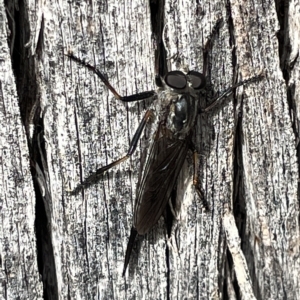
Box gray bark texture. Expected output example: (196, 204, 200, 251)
(0, 0, 299, 299)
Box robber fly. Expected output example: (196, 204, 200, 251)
(66, 52, 262, 276)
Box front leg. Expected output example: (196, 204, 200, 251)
(66, 53, 157, 102)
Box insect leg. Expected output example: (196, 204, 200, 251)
(70, 109, 153, 195)
(201, 74, 264, 113)
(66, 53, 156, 102)
(189, 142, 209, 211)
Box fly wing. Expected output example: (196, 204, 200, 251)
(134, 132, 189, 235)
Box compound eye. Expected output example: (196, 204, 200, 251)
(188, 71, 206, 89)
(165, 71, 187, 89)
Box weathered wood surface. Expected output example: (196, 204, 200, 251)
(0, 1, 43, 299)
(0, 0, 299, 299)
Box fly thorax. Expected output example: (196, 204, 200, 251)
(166, 94, 196, 136)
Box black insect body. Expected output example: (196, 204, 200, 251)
(67, 53, 262, 276)
(123, 71, 208, 275)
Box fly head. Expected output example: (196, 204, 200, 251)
(159, 70, 206, 137)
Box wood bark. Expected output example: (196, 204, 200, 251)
(0, 0, 43, 299)
(0, 0, 299, 299)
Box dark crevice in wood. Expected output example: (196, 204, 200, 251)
(230, 257, 240, 300)
(165, 244, 171, 300)
(4, 1, 58, 299)
(275, 0, 300, 207)
(149, 0, 167, 78)
(232, 115, 246, 300)
(223, 264, 229, 300)
(226, 2, 249, 299)
(226, 248, 237, 299)
(4, 0, 36, 136)
(165, 187, 177, 299)
(275, 0, 290, 82)
(33, 165, 57, 300)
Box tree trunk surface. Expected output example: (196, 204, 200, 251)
(0, 0, 299, 299)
